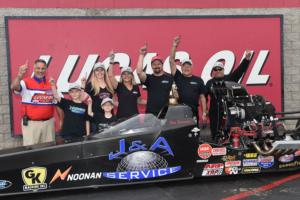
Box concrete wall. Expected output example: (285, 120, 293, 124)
(0, 8, 299, 149)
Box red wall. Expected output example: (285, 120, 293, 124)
(0, 0, 299, 9)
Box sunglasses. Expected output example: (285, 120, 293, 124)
(213, 67, 223, 72)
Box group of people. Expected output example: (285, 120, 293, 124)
(11, 36, 252, 146)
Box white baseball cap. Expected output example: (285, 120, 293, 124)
(101, 97, 114, 106)
(68, 83, 81, 91)
(213, 62, 224, 69)
(121, 67, 133, 74)
(93, 62, 106, 70)
(181, 58, 193, 65)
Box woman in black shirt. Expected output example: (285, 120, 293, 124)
(82, 62, 114, 133)
(108, 51, 146, 119)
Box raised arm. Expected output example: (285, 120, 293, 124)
(136, 45, 147, 83)
(230, 50, 252, 82)
(11, 60, 28, 92)
(107, 50, 119, 89)
(49, 78, 61, 102)
(104, 66, 115, 95)
(170, 36, 180, 76)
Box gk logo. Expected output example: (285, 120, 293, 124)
(24, 169, 42, 184)
(22, 167, 47, 191)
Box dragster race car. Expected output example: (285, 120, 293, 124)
(0, 81, 300, 196)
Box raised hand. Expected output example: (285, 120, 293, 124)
(18, 60, 28, 78)
(49, 77, 55, 86)
(173, 36, 181, 47)
(109, 50, 115, 63)
(245, 50, 252, 61)
(139, 44, 147, 56)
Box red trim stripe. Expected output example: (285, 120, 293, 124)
(222, 172, 300, 200)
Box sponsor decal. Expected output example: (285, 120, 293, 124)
(50, 166, 102, 184)
(278, 154, 294, 163)
(279, 161, 300, 169)
(67, 172, 102, 181)
(202, 163, 224, 176)
(225, 167, 239, 175)
(170, 119, 194, 126)
(50, 166, 72, 184)
(197, 144, 213, 160)
(243, 159, 258, 167)
(107, 138, 179, 180)
(242, 167, 261, 174)
(212, 147, 227, 156)
(222, 155, 237, 162)
(22, 167, 47, 191)
(0, 180, 12, 190)
(109, 137, 173, 160)
(225, 161, 241, 167)
(258, 156, 274, 169)
(294, 150, 300, 157)
(103, 166, 181, 180)
(243, 153, 258, 159)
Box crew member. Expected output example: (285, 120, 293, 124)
(169, 36, 207, 123)
(107, 51, 146, 119)
(206, 51, 252, 141)
(136, 45, 173, 116)
(11, 59, 56, 146)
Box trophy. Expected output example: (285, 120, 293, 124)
(169, 83, 179, 105)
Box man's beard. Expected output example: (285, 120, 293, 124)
(153, 68, 162, 74)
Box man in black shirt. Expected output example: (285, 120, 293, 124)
(206, 51, 252, 141)
(169, 36, 207, 124)
(137, 45, 173, 116)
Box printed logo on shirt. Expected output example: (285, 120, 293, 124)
(69, 106, 86, 114)
(31, 93, 54, 104)
(189, 81, 198, 85)
(99, 92, 111, 99)
(132, 91, 139, 94)
(161, 80, 169, 84)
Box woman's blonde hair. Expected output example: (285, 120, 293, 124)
(89, 69, 114, 95)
